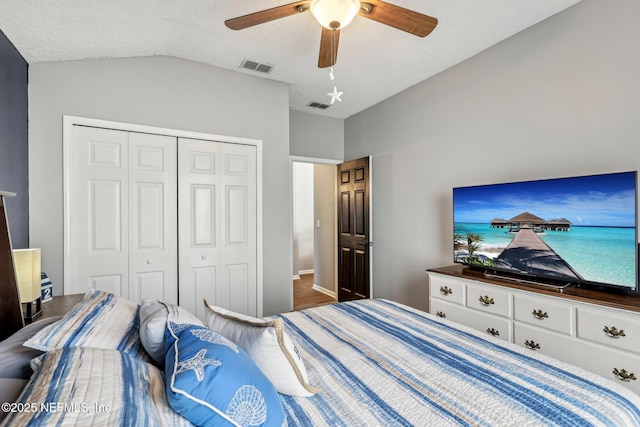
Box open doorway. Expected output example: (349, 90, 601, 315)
(291, 158, 339, 310)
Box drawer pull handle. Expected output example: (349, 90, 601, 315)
(439, 286, 452, 296)
(486, 328, 500, 337)
(436, 311, 446, 318)
(479, 295, 495, 306)
(603, 326, 626, 339)
(612, 368, 637, 382)
(532, 309, 548, 320)
(524, 340, 540, 351)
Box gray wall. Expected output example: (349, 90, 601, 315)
(0, 30, 28, 249)
(314, 163, 336, 294)
(290, 110, 344, 160)
(292, 162, 315, 275)
(28, 56, 292, 315)
(289, 110, 343, 296)
(344, 0, 640, 311)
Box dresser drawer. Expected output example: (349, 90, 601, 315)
(515, 323, 640, 394)
(514, 322, 569, 360)
(429, 274, 465, 305)
(513, 294, 572, 335)
(576, 307, 640, 355)
(431, 298, 511, 342)
(466, 283, 511, 318)
(430, 298, 467, 324)
(571, 340, 640, 395)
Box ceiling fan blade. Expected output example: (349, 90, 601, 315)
(225, 1, 311, 30)
(359, 1, 438, 37)
(318, 27, 340, 68)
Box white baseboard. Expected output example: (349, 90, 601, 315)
(292, 274, 300, 280)
(312, 284, 336, 299)
(298, 269, 314, 275)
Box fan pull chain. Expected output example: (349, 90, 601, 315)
(326, 29, 343, 104)
(327, 67, 343, 104)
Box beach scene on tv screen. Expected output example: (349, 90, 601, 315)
(453, 172, 638, 288)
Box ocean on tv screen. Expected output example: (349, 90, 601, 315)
(454, 222, 636, 288)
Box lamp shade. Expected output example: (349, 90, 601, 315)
(310, 0, 361, 30)
(13, 248, 41, 303)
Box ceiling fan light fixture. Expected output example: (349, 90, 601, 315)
(310, 0, 361, 30)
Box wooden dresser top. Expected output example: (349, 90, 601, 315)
(428, 265, 640, 313)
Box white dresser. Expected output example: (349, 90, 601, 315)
(428, 265, 640, 395)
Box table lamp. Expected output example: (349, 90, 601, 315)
(13, 248, 42, 322)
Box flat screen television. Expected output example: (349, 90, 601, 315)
(453, 171, 638, 292)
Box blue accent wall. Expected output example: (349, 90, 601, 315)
(0, 29, 28, 248)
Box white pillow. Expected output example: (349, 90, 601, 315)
(204, 299, 320, 397)
(139, 300, 203, 366)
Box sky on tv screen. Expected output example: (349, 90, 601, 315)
(454, 172, 637, 228)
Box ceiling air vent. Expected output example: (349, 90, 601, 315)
(307, 101, 330, 110)
(240, 59, 273, 74)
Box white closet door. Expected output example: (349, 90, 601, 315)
(68, 126, 130, 296)
(178, 138, 221, 319)
(68, 126, 178, 303)
(128, 132, 178, 303)
(221, 142, 257, 315)
(178, 138, 257, 317)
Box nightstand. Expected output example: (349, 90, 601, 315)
(25, 293, 84, 323)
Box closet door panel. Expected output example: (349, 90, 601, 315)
(179, 139, 257, 317)
(129, 132, 178, 304)
(193, 266, 217, 320)
(69, 127, 177, 303)
(226, 263, 250, 314)
(221, 143, 257, 316)
(178, 138, 221, 316)
(188, 185, 218, 320)
(91, 180, 122, 251)
(68, 126, 129, 295)
(226, 186, 248, 245)
(136, 271, 166, 301)
(192, 185, 216, 247)
(90, 274, 123, 296)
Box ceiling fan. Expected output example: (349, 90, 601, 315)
(225, 0, 438, 68)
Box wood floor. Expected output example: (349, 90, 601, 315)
(293, 273, 336, 311)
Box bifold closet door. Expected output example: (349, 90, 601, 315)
(178, 138, 257, 318)
(67, 126, 178, 303)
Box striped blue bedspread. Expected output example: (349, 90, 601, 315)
(277, 299, 640, 426)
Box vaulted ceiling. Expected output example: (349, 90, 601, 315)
(0, 0, 582, 119)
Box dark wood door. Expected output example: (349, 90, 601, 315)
(337, 157, 370, 301)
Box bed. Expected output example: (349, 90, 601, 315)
(1, 290, 639, 427)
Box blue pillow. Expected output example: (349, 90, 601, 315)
(165, 322, 286, 427)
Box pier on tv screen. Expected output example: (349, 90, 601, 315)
(453, 171, 638, 290)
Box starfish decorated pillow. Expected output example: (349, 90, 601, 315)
(165, 322, 286, 427)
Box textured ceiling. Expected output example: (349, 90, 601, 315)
(0, 0, 582, 119)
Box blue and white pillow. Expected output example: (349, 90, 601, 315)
(3, 347, 193, 427)
(165, 322, 286, 427)
(24, 289, 147, 360)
